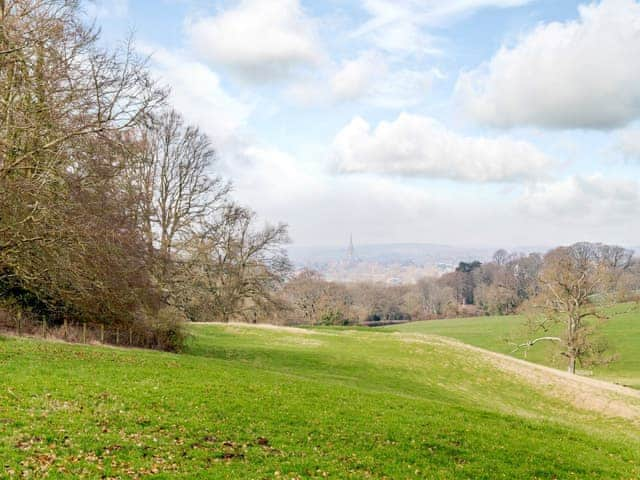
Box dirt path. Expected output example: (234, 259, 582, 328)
(404, 333, 640, 421)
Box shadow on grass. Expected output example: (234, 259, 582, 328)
(183, 329, 484, 409)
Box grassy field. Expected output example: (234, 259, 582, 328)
(1, 323, 640, 479)
(390, 302, 640, 389)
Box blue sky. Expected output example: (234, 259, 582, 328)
(89, 0, 640, 248)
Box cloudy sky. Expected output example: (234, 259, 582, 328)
(91, 0, 640, 248)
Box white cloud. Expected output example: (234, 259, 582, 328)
(353, 0, 533, 56)
(519, 175, 640, 221)
(330, 51, 442, 107)
(353, 1, 441, 56)
(226, 144, 443, 245)
(331, 52, 386, 101)
(186, 0, 322, 81)
(288, 51, 441, 108)
(331, 113, 552, 182)
(231, 145, 324, 203)
(457, 0, 640, 129)
(145, 48, 252, 146)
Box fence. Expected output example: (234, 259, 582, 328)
(0, 310, 179, 350)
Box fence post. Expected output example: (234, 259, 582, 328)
(116, 328, 119, 345)
(63, 319, 68, 339)
(83, 323, 87, 344)
(129, 328, 133, 346)
(42, 317, 46, 338)
(16, 311, 21, 336)
(100, 324, 104, 343)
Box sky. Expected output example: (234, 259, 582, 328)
(88, 0, 640, 248)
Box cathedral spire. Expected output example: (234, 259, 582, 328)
(347, 234, 355, 261)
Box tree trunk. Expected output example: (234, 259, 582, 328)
(567, 312, 577, 374)
(567, 355, 576, 374)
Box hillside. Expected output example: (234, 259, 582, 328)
(1, 324, 640, 478)
(390, 303, 640, 389)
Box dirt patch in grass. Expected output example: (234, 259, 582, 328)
(195, 322, 317, 335)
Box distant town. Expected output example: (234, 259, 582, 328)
(288, 237, 541, 285)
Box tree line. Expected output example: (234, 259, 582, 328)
(279, 243, 638, 373)
(280, 245, 639, 327)
(0, 0, 291, 350)
(277, 251, 543, 326)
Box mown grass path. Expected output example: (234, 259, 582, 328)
(1, 323, 639, 478)
(390, 303, 640, 389)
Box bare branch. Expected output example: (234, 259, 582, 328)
(510, 336, 561, 353)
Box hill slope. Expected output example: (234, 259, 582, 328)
(390, 303, 640, 389)
(1, 324, 639, 479)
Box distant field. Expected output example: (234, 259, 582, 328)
(390, 303, 640, 389)
(1, 322, 640, 478)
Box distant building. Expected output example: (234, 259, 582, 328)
(347, 234, 355, 262)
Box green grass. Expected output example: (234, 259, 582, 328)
(1, 323, 639, 479)
(390, 303, 640, 389)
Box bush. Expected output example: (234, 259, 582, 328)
(151, 307, 189, 352)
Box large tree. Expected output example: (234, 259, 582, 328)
(0, 0, 163, 281)
(173, 206, 291, 323)
(0, 0, 293, 346)
(517, 243, 632, 374)
(282, 270, 355, 325)
(0, 0, 171, 345)
(129, 109, 230, 260)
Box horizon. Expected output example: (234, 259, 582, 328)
(286, 239, 639, 251)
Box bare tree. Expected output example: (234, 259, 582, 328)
(282, 270, 355, 325)
(1, 0, 164, 263)
(492, 249, 509, 266)
(281, 269, 325, 324)
(517, 243, 632, 374)
(0, 0, 179, 348)
(174, 206, 292, 323)
(414, 278, 455, 317)
(130, 109, 230, 259)
(0, 1, 163, 180)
